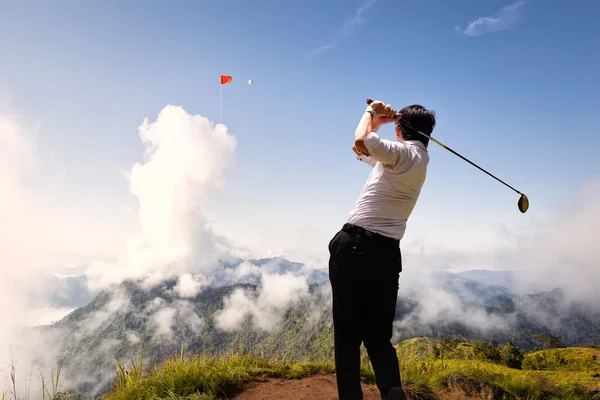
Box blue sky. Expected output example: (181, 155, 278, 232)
(1, 0, 599, 267)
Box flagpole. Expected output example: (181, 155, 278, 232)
(220, 83, 223, 124)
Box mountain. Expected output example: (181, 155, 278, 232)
(41, 280, 333, 397)
(33, 259, 600, 399)
(455, 269, 553, 294)
(455, 270, 517, 291)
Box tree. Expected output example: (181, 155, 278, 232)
(500, 341, 524, 369)
(472, 341, 501, 363)
(584, 341, 599, 349)
(438, 338, 459, 369)
(536, 332, 561, 349)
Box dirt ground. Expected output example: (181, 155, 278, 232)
(231, 374, 470, 400)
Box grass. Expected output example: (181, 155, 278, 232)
(523, 347, 600, 373)
(5, 339, 600, 400)
(103, 345, 439, 400)
(103, 341, 599, 400)
(103, 345, 338, 400)
(394, 338, 600, 400)
(1, 359, 85, 400)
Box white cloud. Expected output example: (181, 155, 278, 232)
(174, 273, 209, 298)
(343, 0, 377, 31)
(308, 44, 336, 55)
(0, 100, 236, 397)
(506, 179, 600, 304)
(215, 269, 311, 332)
(126, 331, 140, 344)
(228, 260, 262, 280)
(455, 1, 526, 36)
(146, 298, 205, 342)
(213, 288, 258, 331)
(85, 105, 237, 291)
(151, 306, 177, 341)
(310, 0, 377, 55)
(0, 101, 88, 393)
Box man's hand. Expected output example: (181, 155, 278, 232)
(367, 100, 401, 128)
(355, 99, 400, 156)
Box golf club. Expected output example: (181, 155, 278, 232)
(366, 98, 529, 213)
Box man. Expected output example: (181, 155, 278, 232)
(328, 100, 436, 400)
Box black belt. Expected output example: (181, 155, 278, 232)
(342, 223, 399, 246)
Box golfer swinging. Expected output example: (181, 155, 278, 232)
(328, 99, 436, 400)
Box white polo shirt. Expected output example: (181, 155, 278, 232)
(347, 132, 430, 241)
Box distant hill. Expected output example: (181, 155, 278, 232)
(455, 270, 518, 290)
(454, 269, 553, 294)
(33, 258, 600, 399)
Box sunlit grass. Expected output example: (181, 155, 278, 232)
(5, 339, 600, 400)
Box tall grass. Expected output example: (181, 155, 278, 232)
(104, 344, 338, 400)
(5, 340, 600, 399)
(105, 345, 438, 400)
(2, 360, 86, 400)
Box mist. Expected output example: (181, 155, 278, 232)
(2, 94, 600, 398)
(0, 102, 240, 396)
(0, 102, 66, 395)
(508, 180, 600, 304)
(387, 180, 600, 344)
(215, 266, 311, 332)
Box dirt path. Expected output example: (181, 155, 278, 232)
(231, 374, 469, 400)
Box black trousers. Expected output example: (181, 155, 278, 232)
(328, 223, 402, 400)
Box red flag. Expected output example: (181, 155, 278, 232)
(220, 75, 232, 84)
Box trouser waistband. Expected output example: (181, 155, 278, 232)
(341, 223, 399, 247)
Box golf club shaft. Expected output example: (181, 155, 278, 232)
(366, 98, 523, 196)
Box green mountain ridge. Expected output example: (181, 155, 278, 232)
(32, 259, 600, 399)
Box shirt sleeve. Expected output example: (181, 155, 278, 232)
(363, 132, 408, 165)
(356, 154, 378, 167)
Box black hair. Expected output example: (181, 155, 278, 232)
(397, 104, 436, 147)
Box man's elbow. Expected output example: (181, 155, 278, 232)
(354, 139, 369, 155)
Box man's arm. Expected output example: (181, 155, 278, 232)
(363, 133, 408, 165)
(353, 101, 398, 155)
(353, 111, 380, 156)
(355, 152, 378, 167)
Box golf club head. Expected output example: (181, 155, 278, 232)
(518, 193, 529, 213)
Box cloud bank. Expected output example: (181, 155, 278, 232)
(0, 101, 238, 397)
(455, 1, 526, 36)
(85, 105, 237, 291)
(0, 101, 68, 398)
(215, 267, 311, 332)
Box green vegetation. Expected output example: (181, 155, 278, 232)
(105, 347, 347, 400)
(523, 347, 600, 374)
(537, 332, 562, 350)
(99, 339, 600, 400)
(5, 338, 600, 400)
(395, 338, 600, 399)
(395, 338, 599, 399)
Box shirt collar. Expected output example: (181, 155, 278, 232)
(403, 139, 428, 152)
